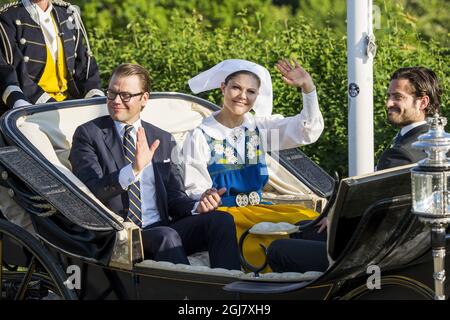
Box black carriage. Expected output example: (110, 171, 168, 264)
(0, 94, 445, 300)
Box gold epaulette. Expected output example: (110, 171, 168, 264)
(0, 1, 20, 14)
(52, 0, 72, 8)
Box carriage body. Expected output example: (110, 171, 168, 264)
(0, 94, 446, 300)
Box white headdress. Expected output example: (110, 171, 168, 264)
(188, 59, 273, 116)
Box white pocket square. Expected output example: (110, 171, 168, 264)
(163, 158, 171, 163)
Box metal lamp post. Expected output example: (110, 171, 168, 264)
(411, 113, 450, 300)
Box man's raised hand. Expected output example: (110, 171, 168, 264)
(133, 127, 160, 175)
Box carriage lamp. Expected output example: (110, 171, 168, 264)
(411, 113, 450, 300)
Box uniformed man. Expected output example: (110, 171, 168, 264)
(0, 0, 103, 235)
(266, 66, 443, 274)
(0, 0, 103, 109)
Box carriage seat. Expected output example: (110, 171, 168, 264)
(16, 97, 321, 215)
(15, 98, 208, 222)
(14, 98, 214, 267)
(14, 96, 324, 268)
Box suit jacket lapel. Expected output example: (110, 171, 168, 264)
(102, 117, 127, 170)
(399, 124, 428, 143)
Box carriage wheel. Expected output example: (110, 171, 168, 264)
(0, 219, 77, 300)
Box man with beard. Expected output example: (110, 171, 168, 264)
(376, 67, 442, 170)
(266, 66, 443, 274)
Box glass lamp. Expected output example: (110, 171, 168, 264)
(411, 113, 450, 300)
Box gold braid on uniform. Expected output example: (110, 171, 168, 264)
(51, 0, 71, 8)
(0, 1, 19, 65)
(51, 0, 93, 80)
(0, 23, 12, 64)
(54, 1, 93, 80)
(0, 1, 20, 14)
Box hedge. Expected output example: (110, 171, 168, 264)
(87, 9, 448, 176)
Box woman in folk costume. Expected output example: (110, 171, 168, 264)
(182, 58, 324, 271)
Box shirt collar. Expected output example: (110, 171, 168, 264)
(35, 2, 53, 17)
(22, 0, 54, 25)
(21, 0, 44, 25)
(199, 111, 256, 140)
(401, 120, 427, 136)
(114, 118, 142, 137)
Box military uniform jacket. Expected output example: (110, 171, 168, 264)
(0, 0, 102, 108)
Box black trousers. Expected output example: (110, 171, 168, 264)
(141, 211, 241, 270)
(267, 220, 328, 273)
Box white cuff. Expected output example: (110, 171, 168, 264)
(2, 85, 23, 104)
(191, 201, 200, 215)
(35, 92, 52, 105)
(13, 99, 31, 108)
(119, 164, 140, 190)
(302, 87, 318, 103)
(84, 89, 105, 98)
(301, 88, 320, 119)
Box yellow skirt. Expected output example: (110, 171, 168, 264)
(218, 204, 319, 273)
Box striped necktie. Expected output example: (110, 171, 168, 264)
(123, 125, 142, 228)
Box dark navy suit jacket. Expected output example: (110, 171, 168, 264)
(377, 124, 428, 170)
(69, 115, 196, 225)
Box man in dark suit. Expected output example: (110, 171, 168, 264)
(267, 66, 442, 273)
(69, 63, 241, 270)
(377, 67, 442, 170)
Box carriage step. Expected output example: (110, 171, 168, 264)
(223, 280, 308, 294)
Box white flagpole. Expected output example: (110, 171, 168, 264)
(347, 0, 375, 176)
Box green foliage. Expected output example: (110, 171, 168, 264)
(383, 0, 449, 46)
(87, 9, 448, 176)
(277, 0, 449, 46)
(68, 0, 292, 33)
(66, 0, 448, 46)
(294, 0, 347, 33)
(0, 0, 447, 175)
